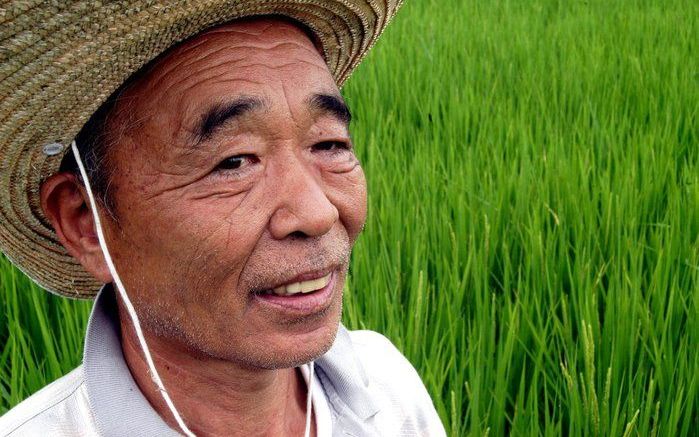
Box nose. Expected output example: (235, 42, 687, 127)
(268, 161, 339, 240)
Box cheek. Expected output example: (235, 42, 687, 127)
(106, 190, 266, 300)
(328, 167, 367, 241)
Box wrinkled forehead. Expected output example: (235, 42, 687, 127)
(127, 17, 332, 103)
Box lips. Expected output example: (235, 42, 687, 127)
(254, 270, 337, 314)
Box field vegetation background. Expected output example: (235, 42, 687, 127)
(1, 0, 697, 435)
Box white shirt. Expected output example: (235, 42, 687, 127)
(0, 288, 446, 436)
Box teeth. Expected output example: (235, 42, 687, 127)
(272, 273, 332, 296)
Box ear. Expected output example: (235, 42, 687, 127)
(40, 172, 113, 283)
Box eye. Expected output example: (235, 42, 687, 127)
(215, 154, 258, 172)
(312, 141, 351, 153)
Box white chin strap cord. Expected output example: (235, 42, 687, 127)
(304, 362, 315, 437)
(71, 141, 195, 436)
(71, 141, 313, 437)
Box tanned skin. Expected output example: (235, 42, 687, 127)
(40, 18, 367, 436)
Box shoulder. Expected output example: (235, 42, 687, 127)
(0, 366, 97, 436)
(347, 330, 447, 436)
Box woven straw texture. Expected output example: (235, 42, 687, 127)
(0, 0, 402, 299)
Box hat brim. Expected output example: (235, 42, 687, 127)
(0, 0, 402, 299)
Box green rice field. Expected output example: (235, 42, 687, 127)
(1, 0, 697, 435)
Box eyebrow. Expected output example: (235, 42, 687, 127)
(193, 96, 265, 145)
(307, 93, 352, 126)
(190, 93, 350, 146)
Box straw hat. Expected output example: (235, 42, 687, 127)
(0, 0, 402, 299)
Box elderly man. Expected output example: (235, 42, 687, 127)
(0, 1, 444, 436)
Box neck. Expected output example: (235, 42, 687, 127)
(119, 320, 313, 437)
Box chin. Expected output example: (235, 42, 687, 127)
(257, 311, 342, 369)
(234, 302, 343, 370)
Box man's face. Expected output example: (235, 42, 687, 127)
(101, 19, 367, 368)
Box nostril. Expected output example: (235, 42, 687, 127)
(289, 230, 307, 240)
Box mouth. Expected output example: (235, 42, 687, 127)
(262, 272, 333, 296)
(253, 270, 338, 315)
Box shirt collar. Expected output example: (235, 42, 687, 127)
(316, 327, 381, 420)
(82, 285, 380, 435)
